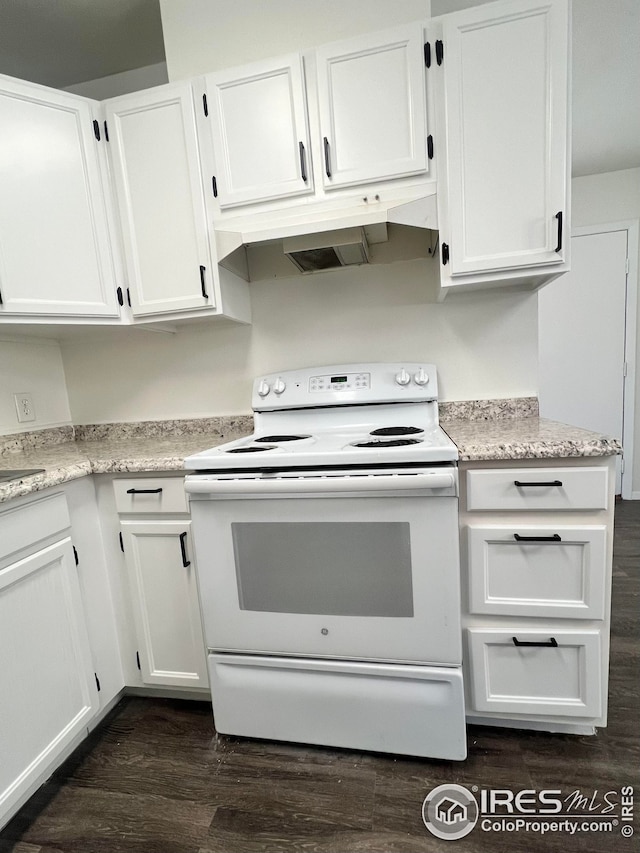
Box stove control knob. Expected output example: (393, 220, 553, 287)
(257, 380, 271, 398)
(395, 368, 411, 386)
(273, 376, 286, 395)
(414, 368, 429, 386)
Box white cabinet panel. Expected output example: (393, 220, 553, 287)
(466, 467, 609, 512)
(467, 628, 602, 718)
(121, 520, 208, 688)
(316, 23, 428, 189)
(0, 538, 98, 821)
(104, 83, 215, 317)
(205, 54, 313, 207)
(468, 524, 607, 618)
(439, 0, 569, 278)
(0, 76, 119, 317)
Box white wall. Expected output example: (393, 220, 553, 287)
(61, 260, 537, 424)
(64, 63, 168, 100)
(159, 0, 430, 78)
(0, 337, 71, 434)
(571, 167, 640, 492)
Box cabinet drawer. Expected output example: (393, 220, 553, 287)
(467, 629, 602, 718)
(466, 467, 609, 511)
(467, 524, 607, 618)
(113, 477, 188, 515)
(0, 493, 70, 563)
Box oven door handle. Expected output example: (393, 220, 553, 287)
(185, 471, 456, 497)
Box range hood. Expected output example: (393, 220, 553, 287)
(215, 190, 439, 280)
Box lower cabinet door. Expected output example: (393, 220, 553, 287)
(0, 539, 98, 823)
(467, 628, 602, 718)
(120, 520, 208, 688)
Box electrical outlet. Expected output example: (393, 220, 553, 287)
(14, 392, 35, 423)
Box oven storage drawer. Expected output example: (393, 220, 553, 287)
(114, 477, 189, 514)
(467, 629, 602, 718)
(209, 653, 467, 760)
(466, 467, 609, 512)
(467, 524, 607, 619)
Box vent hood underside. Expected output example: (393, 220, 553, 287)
(215, 192, 439, 281)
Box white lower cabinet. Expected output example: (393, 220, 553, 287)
(461, 458, 615, 730)
(116, 477, 208, 689)
(0, 493, 98, 828)
(467, 628, 602, 718)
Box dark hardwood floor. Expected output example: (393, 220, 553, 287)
(2, 500, 638, 853)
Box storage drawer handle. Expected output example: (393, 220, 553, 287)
(555, 211, 563, 253)
(514, 480, 563, 488)
(179, 531, 191, 567)
(513, 533, 562, 543)
(126, 488, 163, 494)
(323, 136, 332, 178)
(512, 636, 558, 648)
(299, 141, 308, 183)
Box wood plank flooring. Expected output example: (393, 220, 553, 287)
(1, 499, 638, 853)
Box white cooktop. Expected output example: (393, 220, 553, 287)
(185, 364, 458, 470)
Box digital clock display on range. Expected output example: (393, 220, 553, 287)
(331, 376, 348, 383)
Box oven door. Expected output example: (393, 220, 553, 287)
(186, 469, 461, 665)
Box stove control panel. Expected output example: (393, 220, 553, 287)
(310, 372, 370, 392)
(252, 363, 438, 410)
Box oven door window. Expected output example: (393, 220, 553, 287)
(232, 522, 413, 617)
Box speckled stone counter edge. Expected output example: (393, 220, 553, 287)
(1, 398, 537, 455)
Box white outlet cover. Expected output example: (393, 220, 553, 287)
(14, 392, 36, 423)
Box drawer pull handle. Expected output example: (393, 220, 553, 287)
(514, 533, 562, 543)
(126, 488, 163, 495)
(513, 636, 558, 648)
(179, 531, 191, 567)
(514, 480, 563, 487)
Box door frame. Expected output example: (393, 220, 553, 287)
(570, 221, 638, 499)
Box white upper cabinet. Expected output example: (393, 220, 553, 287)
(204, 55, 313, 208)
(316, 22, 429, 190)
(105, 83, 219, 317)
(437, 0, 569, 288)
(0, 76, 120, 317)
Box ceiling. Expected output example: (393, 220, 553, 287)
(0, 0, 637, 177)
(0, 0, 165, 89)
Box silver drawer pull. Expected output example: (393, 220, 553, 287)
(513, 636, 558, 648)
(513, 533, 562, 543)
(514, 480, 563, 487)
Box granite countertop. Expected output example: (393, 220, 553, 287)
(0, 405, 621, 504)
(443, 416, 621, 462)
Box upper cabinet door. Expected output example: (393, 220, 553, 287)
(316, 23, 429, 190)
(0, 77, 119, 317)
(104, 84, 215, 317)
(204, 55, 313, 208)
(441, 0, 569, 276)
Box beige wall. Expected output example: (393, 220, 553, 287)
(0, 337, 71, 434)
(159, 0, 430, 79)
(61, 260, 537, 424)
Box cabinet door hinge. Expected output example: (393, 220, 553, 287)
(623, 361, 628, 377)
(119, 531, 124, 552)
(126, 287, 132, 307)
(435, 40, 444, 66)
(621, 457, 625, 473)
(103, 120, 109, 142)
(212, 175, 218, 198)
(116, 286, 124, 307)
(0, 287, 3, 305)
(136, 651, 141, 670)
(92, 119, 101, 141)
(442, 242, 450, 265)
(427, 135, 434, 160)
(424, 42, 431, 68)
(202, 93, 209, 117)
(95, 672, 101, 692)
(73, 545, 79, 566)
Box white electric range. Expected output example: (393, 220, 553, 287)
(185, 363, 466, 760)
